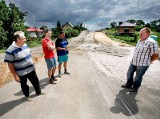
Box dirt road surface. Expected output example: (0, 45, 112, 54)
(0, 31, 160, 119)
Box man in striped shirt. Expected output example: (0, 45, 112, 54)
(4, 31, 42, 101)
(122, 27, 159, 92)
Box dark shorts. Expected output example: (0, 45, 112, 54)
(45, 58, 56, 69)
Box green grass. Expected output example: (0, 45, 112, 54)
(0, 49, 6, 53)
(105, 28, 160, 46)
(27, 38, 42, 48)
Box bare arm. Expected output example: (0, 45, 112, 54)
(151, 53, 159, 62)
(47, 44, 55, 50)
(56, 47, 68, 51)
(8, 63, 20, 82)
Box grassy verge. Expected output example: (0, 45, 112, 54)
(105, 28, 160, 46)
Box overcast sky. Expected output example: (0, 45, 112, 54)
(6, 0, 160, 31)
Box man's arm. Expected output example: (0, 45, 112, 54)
(56, 47, 67, 50)
(47, 44, 55, 50)
(151, 53, 159, 61)
(8, 63, 20, 82)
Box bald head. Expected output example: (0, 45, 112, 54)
(140, 27, 151, 41)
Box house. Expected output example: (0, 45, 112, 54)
(27, 27, 43, 38)
(117, 22, 136, 35)
(62, 22, 74, 31)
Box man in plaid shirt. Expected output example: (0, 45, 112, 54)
(122, 27, 159, 92)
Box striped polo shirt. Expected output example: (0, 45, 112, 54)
(4, 42, 35, 76)
(131, 37, 159, 66)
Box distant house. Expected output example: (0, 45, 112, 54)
(117, 22, 136, 35)
(62, 22, 74, 31)
(27, 27, 43, 38)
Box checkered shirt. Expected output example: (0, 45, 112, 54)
(131, 37, 159, 66)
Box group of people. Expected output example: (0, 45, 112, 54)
(42, 30, 70, 84)
(3, 27, 159, 102)
(4, 30, 70, 101)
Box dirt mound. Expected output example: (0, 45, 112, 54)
(0, 55, 43, 87)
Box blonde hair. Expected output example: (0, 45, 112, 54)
(141, 27, 151, 34)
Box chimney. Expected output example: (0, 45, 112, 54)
(119, 22, 122, 25)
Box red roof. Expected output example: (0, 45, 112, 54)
(27, 27, 43, 32)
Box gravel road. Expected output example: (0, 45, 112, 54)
(0, 31, 160, 119)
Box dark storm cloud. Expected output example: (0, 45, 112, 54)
(6, 0, 160, 30)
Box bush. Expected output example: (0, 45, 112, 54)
(27, 38, 41, 48)
(65, 29, 79, 38)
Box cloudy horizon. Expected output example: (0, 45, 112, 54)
(5, 0, 160, 31)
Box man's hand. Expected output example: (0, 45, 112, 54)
(8, 63, 20, 82)
(47, 44, 55, 50)
(14, 75, 20, 82)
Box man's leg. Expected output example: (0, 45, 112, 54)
(50, 58, 57, 81)
(48, 68, 52, 80)
(27, 70, 41, 95)
(133, 66, 149, 89)
(45, 58, 56, 83)
(19, 76, 29, 97)
(51, 67, 58, 81)
(63, 54, 70, 74)
(64, 62, 70, 74)
(122, 64, 136, 88)
(58, 63, 62, 77)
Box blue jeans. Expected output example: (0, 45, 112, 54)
(126, 63, 149, 89)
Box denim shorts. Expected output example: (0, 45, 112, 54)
(45, 58, 56, 69)
(58, 54, 68, 63)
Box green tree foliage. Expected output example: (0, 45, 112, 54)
(150, 19, 160, 32)
(56, 20, 62, 31)
(0, 0, 26, 49)
(65, 29, 79, 38)
(127, 19, 136, 24)
(145, 23, 151, 28)
(110, 22, 117, 28)
(136, 20, 145, 26)
(74, 25, 87, 32)
(40, 26, 47, 31)
(0, 0, 9, 49)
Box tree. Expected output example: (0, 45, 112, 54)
(80, 23, 83, 27)
(136, 20, 145, 26)
(145, 23, 151, 28)
(150, 19, 160, 32)
(127, 19, 136, 24)
(0, 0, 26, 48)
(40, 26, 47, 31)
(0, 0, 10, 49)
(56, 20, 62, 31)
(7, 3, 26, 45)
(110, 22, 117, 28)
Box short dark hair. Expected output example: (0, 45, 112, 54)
(59, 31, 64, 35)
(44, 29, 51, 34)
(13, 34, 20, 42)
